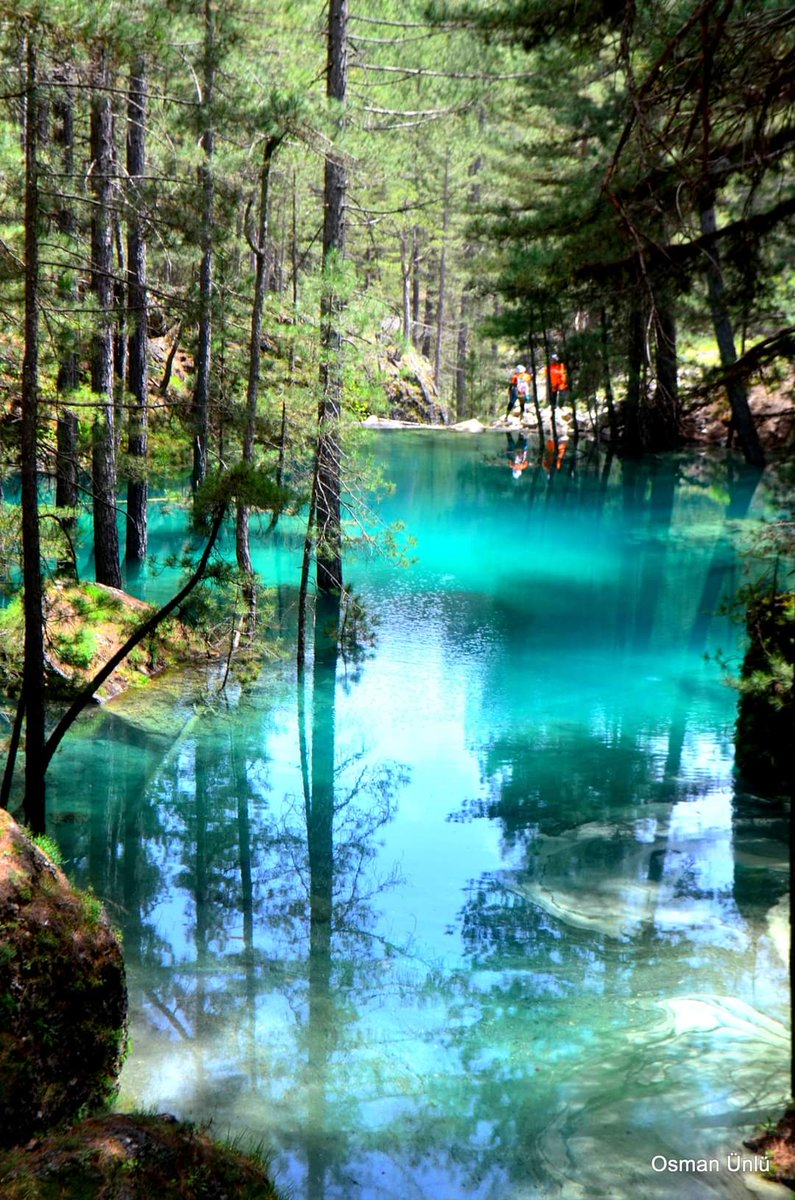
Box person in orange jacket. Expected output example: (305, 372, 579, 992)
(506, 363, 532, 419)
(549, 354, 569, 405)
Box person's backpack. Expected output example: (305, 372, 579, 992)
(516, 373, 530, 398)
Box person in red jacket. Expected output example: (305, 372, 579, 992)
(549, 354, 569, 406)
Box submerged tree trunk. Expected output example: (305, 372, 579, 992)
(699, 197, 765, 467)
(90, 51, 122, 590)
(125, 58, 149, 562)
(192, 0, 216, 493)
(21, 38, 46, 833)
(316, 0, 348, 596)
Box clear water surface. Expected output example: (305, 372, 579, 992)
(47, 432, 790, 1200)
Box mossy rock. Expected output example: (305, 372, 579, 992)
(0, 811, 128, 1148)
(0, 1112, 282, 1199)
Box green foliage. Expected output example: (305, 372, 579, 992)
(31, 833, 64, 867)
(54, 627, 99, 670)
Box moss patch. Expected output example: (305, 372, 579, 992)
(0, 811, 128, 1148)
(0, 1113, 282, 1199)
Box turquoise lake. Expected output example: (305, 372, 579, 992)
(45, 432, 789, 1200)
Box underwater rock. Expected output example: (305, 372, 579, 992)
(0, 811, 127, 1148)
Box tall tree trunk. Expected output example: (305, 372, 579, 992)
(90, 51, 122, 589)
(421, 252, 435, 360)
(192, 0, 216, 492)
(433, 153, 450, 397)
(455, 290, 469, 420)
(316, 0, 348, 596)
(53, 66, 79, 511)
(621, 298, 646, 457)
(21, 37, 46, 832)
(236, 135, 281, 627)
(649, 283, 680, 450)
(699, 196, 765, 467)
(600, 305, 619, 444)
(125, 58, 149, 562)
(400, 231, 411, 343)
(410, 227, 422, 346)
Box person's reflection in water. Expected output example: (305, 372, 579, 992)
(506, 431, 530, 480)
(543, 429, 569, 476)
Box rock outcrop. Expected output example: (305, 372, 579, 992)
(0, 812, 127, 1148)
(377, 339, 446, 424)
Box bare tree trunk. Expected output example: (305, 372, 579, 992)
(699, 196, 765, 467)
(411, 228, 422, 345)
(53, 66, 79, 511)
(125, 58, 149, 562)
(421, 251, 435, 360)
(316, 0, 348, 596)
(192, 0, 216, 492)
(433, 153, 450, 397)
(621, 299, 646, 457)
(90, 51, 122, 589)
(650, 285, 680, 450)
(237, 135, 281, 627)
(400, 231, 411, 343)
(21, 37, 46, 832)
(455, 290, 469, 420)
(600, 305, 619, 444)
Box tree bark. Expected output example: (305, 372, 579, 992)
(455, 290, 469, 420)
(699, 196, 765, 467)
(621, 299, 646, 456)
(236, 135, 281, 625)
(650, 284, 680, 450)
(90, 51, 122, 589)
(411, 227, 422, 346)
(20, 37, 46, 833)
(316, 0, 348, 596)
(125, 58, 149, 562)
(192, 0, 216, 493)
(53, 65, 80, 508)
(433, 153, 450, 396)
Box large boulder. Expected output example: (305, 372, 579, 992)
(0, 811, 127, 1147)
